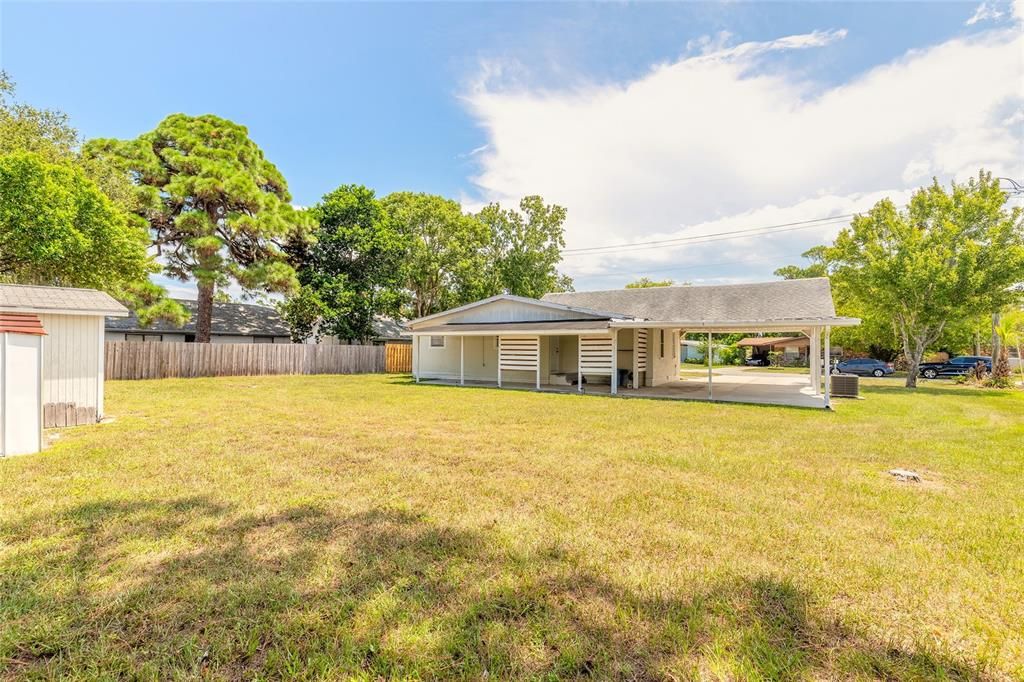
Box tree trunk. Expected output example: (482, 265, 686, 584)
(991, 312, 1001, 364)
(1018, 344, 1024, 386)
(196, 281, 215, 343)
(901, 334, 926, 389)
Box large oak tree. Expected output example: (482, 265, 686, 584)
(475, 196, 573, 298)
(382, 191, 489, 318)
(828, 171, 1024, 387)
(282, 184, 406, 343)
(85, 114, 310, 341)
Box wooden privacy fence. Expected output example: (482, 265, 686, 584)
(385, 342, 412, 373)
(105, 342, 385, 380)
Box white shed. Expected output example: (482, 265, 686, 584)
(1, 313, 45, 456)
(0, 285, 128, 427)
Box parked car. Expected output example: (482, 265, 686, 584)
(832, 358, 894, 377)
(917, 356, 992, 379)
(745, 355, 769, 367)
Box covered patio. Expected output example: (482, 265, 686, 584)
(406, 279, 859, 410)
(421, 369, 825, 408)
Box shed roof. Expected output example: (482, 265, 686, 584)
(543, 278, 847, 324)
(0, 284, 128, 317)
(0, 312, 47, 335)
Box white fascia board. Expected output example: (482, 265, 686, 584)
(410, 328, 612, 337)
(609, 317, 860, 330)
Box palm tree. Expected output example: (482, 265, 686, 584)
(994, 310, 1024, 386)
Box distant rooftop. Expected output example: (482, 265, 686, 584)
(107, 299, 291, 337)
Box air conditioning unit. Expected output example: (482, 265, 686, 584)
(831, 373, 859, 398)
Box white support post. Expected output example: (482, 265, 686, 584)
(413, 334, 420, 382)
(707, 331, 713, 400)
(809, 328, 819, 396)
(536, 338, 541, 390)
(460, 335, 465, 386)
(496, 335, 502, 388)
(610, 331, 618, 395)
(632, 328, 639, 389)
(824, 326, 832, 409)
(577, 334, 583, 393)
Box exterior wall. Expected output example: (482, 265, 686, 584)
(106, 332, 290, 344)
(426, 299, 604, 326)
(616, 328, 633, 374)
(209, 334, 291, 344)
(105, 331, 188, 343)
(415, 334, 577, 384)
(648, 328, 680, 386)
(549, 335, 578, 376)
(416, 334, 499, 381)
(39, 313, 103, 415)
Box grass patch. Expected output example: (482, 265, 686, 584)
(1, 375, 1021, 679)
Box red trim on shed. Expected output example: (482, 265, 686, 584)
(0, 313, 47, 336)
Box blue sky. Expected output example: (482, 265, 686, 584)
(3, 2, 1022, 294)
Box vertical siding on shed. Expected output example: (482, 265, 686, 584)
(38, 314, 102, 411)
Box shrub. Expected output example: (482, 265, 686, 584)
(719, 344, 746, 366)
(767, 351, 783, 368)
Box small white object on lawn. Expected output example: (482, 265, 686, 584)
(888, 468, 922, 483)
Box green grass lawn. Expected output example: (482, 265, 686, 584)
(2, 375, 1022, 680)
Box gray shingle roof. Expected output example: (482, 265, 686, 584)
(106, 300, 408, 340)
(542, 278, 840, 323)
(106, 299, 291, 336)
(372, 316, 409, 340)
(0, 284, 129, 316)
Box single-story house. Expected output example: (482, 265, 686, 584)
(0, 284, 128, 426)
(680, 338, 724, 363)
(105, 299, 293, 344)
(406, 278, 859, 408)
(319, 317, 410, 346)
(736, 336, 844, 365)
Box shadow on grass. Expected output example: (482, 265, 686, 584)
(0, 498, 989, 680)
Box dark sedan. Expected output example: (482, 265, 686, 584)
(831, 358, 894, 377)
(918, 356, 992, 379)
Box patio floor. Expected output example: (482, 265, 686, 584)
(421, 369, 828, 409)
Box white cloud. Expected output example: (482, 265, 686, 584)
(463, 26, 1024, 288)
(966, 1, 1004, 25)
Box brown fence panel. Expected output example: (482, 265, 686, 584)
(105, 342, 386, 380)
(385, 342, 412, 373)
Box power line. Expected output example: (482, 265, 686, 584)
(579, 252, 807, 279)
(560, 213, 855, 256)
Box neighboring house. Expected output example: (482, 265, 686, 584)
(406, 278, 858, 407)
(680, 339, 723, 363)
(736, 336, 810, 364)
(319, 317, 410, 346)
(736, 336, 844, 365)
(105, 299, 292, 344)
(0, 284, 128, 426)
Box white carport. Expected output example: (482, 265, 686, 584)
(407, 279, 859, 409)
